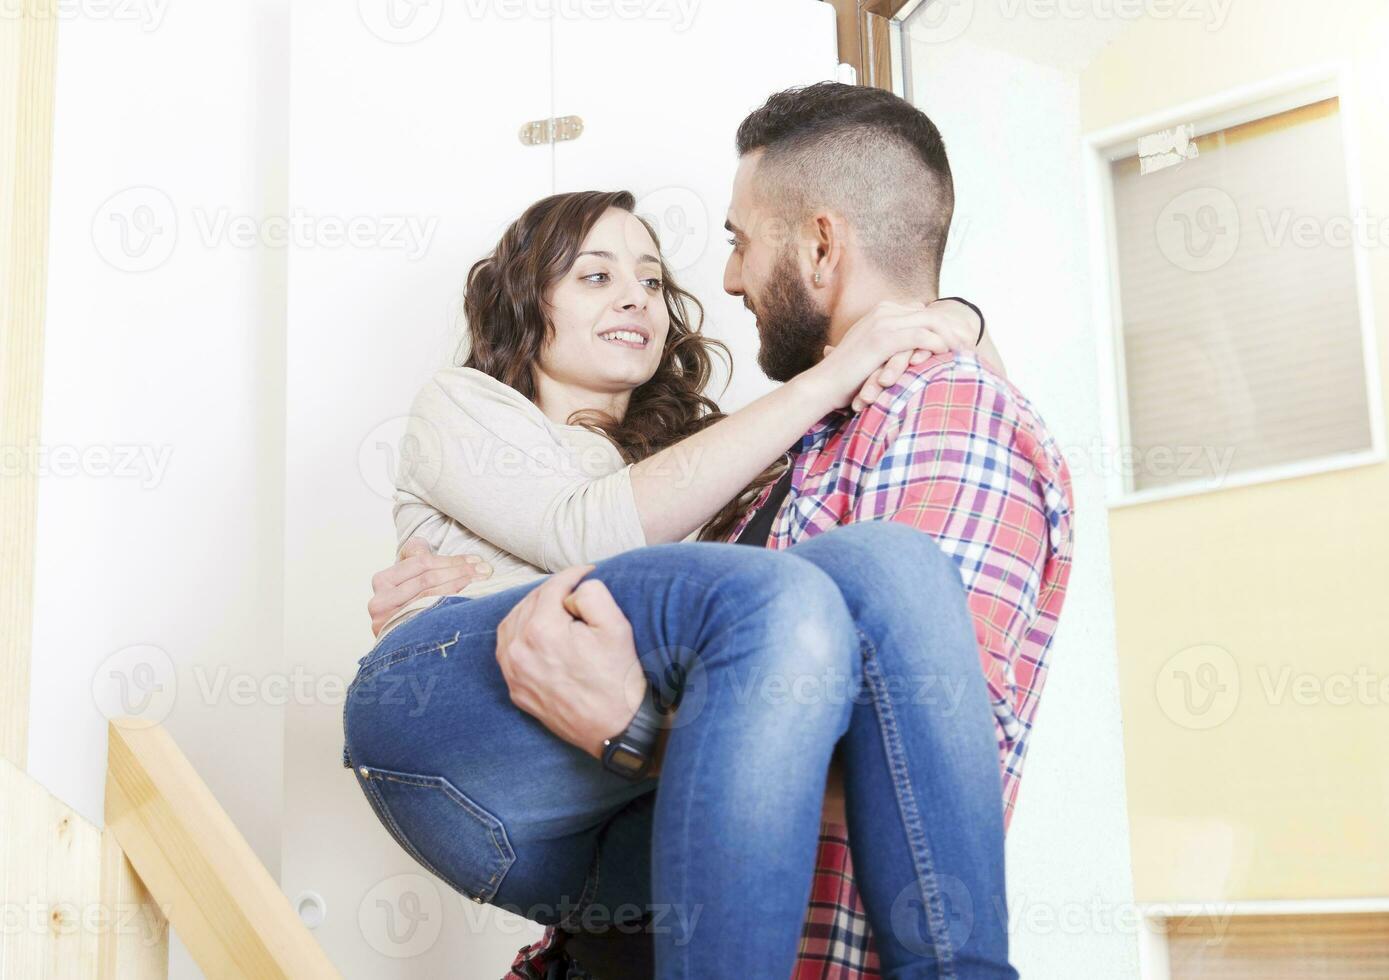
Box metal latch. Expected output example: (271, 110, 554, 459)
(518, 115, 585, 146)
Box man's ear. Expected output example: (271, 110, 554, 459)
(807, 211, 847, 287)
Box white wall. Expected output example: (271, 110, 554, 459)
(32, 1, 289, 975)
(908, 27, 1141, 979)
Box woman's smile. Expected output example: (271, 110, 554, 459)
(597, 324, 652, 350)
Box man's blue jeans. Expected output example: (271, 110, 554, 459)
(343, 521, 1014, 979)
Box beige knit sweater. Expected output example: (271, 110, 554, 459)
(378, 366, 648, 640)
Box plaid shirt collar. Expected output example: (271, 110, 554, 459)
(802, 408, 849, 449)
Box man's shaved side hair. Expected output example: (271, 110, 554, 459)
(735, 82, 954, 290)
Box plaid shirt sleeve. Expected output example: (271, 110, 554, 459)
(844, 353, 1074, 817)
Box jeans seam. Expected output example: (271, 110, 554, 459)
(342, 689, 355, 768)
(860, 629, 958, 980)
(669, 677, 722, 979)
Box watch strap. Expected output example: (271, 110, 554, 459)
(938, 295, 986, 345)
(601, 682, 664, 779)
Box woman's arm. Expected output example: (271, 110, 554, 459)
(628, 298, 982, 544)
(401, 299, 986, 569)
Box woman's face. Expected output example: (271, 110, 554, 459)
(537, 208, 671, 397)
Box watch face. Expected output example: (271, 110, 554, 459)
(608, 744, 644, 772)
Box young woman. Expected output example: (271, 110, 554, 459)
(343, 191, 1014, 978)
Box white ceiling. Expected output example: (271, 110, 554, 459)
(903, 0, 1137, 73)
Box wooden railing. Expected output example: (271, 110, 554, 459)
(0, 722, 340, 979)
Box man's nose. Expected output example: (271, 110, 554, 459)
(723, 253, 742, 297)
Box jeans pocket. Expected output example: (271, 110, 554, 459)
(352, 764, 516, 905)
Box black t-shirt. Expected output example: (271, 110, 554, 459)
(733, 465, 795, 548)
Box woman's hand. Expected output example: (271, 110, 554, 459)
(367, 537, 492, 637)
(807, 298, 978, 413)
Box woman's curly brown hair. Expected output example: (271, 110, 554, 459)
(457, 190, 781, 543)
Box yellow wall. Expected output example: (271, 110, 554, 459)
(1082, 0, 1389, 903)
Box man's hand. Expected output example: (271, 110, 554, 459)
(367, 537, 492, 637)
(496, 565, 648, 760)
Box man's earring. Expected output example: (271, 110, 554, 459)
(813, 272, 822, 285)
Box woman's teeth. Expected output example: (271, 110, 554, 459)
(599, 330, 648, 348)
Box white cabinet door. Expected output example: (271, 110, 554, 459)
(553, 0, 839, 410)
(282, 3, 552, 977)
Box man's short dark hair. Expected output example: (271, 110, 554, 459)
(736, 82, 954, 290)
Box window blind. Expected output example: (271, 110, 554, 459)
(1109, 98, 1372, 494)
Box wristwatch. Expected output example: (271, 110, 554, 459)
(601, 684, 664, 780)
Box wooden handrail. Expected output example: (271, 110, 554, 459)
(104, 721, 341, 979)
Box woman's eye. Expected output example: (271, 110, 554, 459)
(641, 277, 664, 290)
(582, 272, 610, 284)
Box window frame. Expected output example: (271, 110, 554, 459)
(1083, 64, 1385, 509)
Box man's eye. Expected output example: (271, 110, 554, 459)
(726, 237, 739, 248)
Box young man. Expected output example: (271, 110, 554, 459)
(369, 83, 1073, 978)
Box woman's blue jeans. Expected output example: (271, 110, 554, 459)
(343, 521, 1015, 979)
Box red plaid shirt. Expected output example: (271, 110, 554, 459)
(510, 352, 1075, 979)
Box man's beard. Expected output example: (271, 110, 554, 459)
(751, 249, 832, 383)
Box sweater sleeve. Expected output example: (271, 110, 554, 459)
(393, 371, 647, 571)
